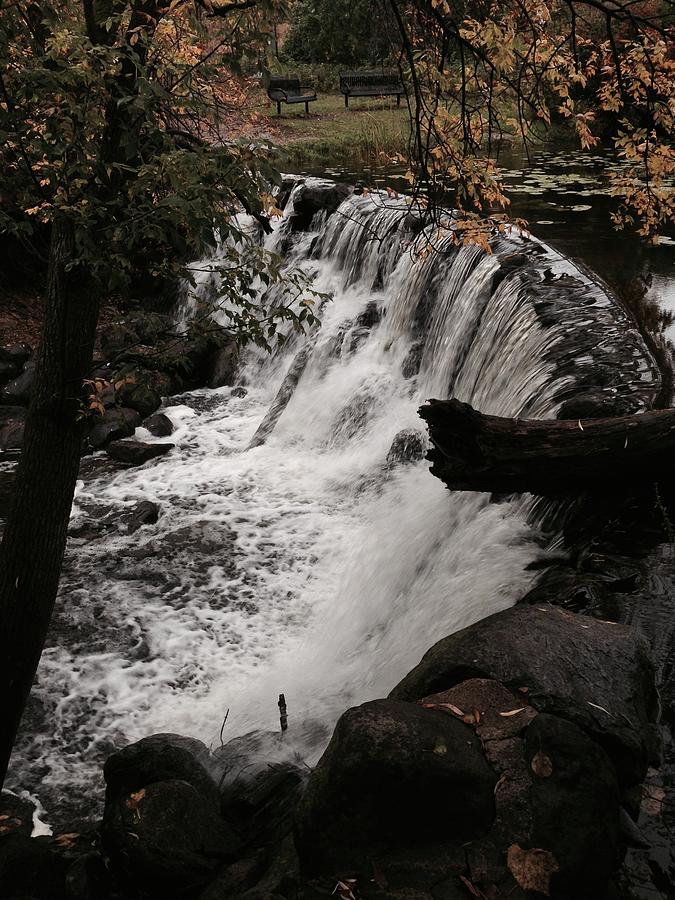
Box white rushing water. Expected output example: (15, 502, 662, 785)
(12, 182, 594, 819)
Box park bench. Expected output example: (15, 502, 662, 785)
(339, 70, 405, 108)
(264, 73, 317, 116)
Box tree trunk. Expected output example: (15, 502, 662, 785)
(420, 398, 675, 496)
(0, 219, 99, 788)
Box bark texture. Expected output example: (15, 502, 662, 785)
(420, 398, 675, 496)
(0, 219, 99, 787)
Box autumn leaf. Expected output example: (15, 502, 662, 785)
(507, 844, 559, 895)
(531, 752, 553, 778)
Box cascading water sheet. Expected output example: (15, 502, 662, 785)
(8, 180, 653, 824)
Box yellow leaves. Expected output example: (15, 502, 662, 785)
(0, 815, 23, 835)
(530, 751, 553, 778)
(54, 832, 80, 848)
(574, 112, 599, 150)
(507, 844, 559, 896)
(126, 788, 146, 823)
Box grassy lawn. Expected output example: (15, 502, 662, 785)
(265, 93, 410, 166)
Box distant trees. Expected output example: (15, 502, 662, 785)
(283, 0, 398, 66)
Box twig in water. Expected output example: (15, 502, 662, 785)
(278, 693, 288, 732)
(219, 708, 230, 748)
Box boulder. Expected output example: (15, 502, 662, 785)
(290, 183, 351, 232)
(65, 851, 111, 900)
(557, 392, 632, 420)
(144, 413, 174, 437)
(231, 387, 248, 399)
(215, 731, 307, 848)
(105, 439, 173, 465)
(69, 500, 160, 540)
(423, 681, 621, 898)
(6, 343, 32, 366)
(88, 407, 141, 450)
(387, 428, 427, 466)
(117, 381, 162, 418)
(389, 604, 658, 787)
(206, 342, 239, 389)
(0, 345, 31, 384)
(0, 833, 67, 899)
(1, 362, 35, 406)
(0, 356, 19, 385)
(521, 714, 620, 897)
(0, 421, 24, 451)
(99, 322, 140, 357)
(103, 779, 240, 895)
(294, 699, 496, 875)
(0, 405, 26, 427)
(0, 791, 36, 837)
(104, 734, 216, 801)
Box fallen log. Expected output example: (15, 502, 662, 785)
(419, 399, 675, 496)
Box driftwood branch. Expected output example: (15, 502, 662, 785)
(420, 399, 675, 496)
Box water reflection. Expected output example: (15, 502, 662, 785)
(290, 147, 675, 341)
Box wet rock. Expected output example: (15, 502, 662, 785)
(69, 499, 160, 540)
(0, 421, 24, 451)
(215, 731, 307, 848)
(0, 345, 31, 385)
(65, 851, 112, 900)
(0, 357, 19, 385)
(294, 699, 496, 875)
(144, 412, 174, 437)
(290, 183, 351, 232)
(0, 833, 68, 899)
(418, 681, 621, 898)
(119, 499, 160, 532)
(104, 734, 216, 801)
(1, 362, 36, 406)
(387, 428, 427, 465)
(521, 714, 621, 897)
(356, 301, 381, 330)
(557, 392, 631, 420)
(0, 405, 26, 427)
(117, 381, 162, 418)
(88, 407, 142, 450)
(105, 439, 173, 465)
(207, 342, 239, 389)
(231, 386, 248, 399)
(7, 343, 32, 365)
(390, 604, 658, 788)
(0, 791, 36, 837)
(99, 322, 140, 357)
(221, 763, 304, 849)
(103, 779, 240, 895)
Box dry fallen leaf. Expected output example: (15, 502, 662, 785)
(126, 789, 146, 810)
(422, 701, 466, 717)
(499, 707, 527, 717)
(531, 752, 554, 778)
(507, 844, 559, 895)
(55, 832, 80, 847)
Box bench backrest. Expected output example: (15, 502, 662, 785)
(340, 70, 403, 89)
(266, 75, 302, 98)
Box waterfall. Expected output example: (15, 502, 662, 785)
(9, 179, 658, 824)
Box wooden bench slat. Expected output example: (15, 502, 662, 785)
(339, 70, 405, 107)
